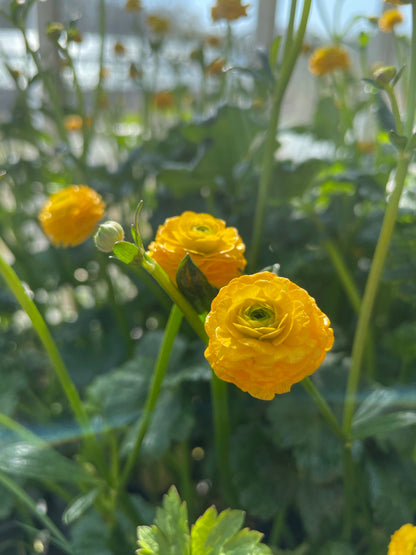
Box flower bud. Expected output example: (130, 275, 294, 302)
(46, 22, 65, 42)
(373, 65, 397, 86)
(94, 221, 124, 252)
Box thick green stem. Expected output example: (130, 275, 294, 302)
(210, 373, 236, 506)
(0, 250, 109, 480)
(250, 0, 312, 270)
(119, 304, 183, 489)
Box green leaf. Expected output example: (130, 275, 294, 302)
(137, 486, 191, 555)
(269, 35, 282, 68)
(192, 507, 244, 554)
(0, 442, 97, 484)
(223, 528, 271, 555)
(389, 130, 407, 151)
(112, 240, 141, 265)
(176, 254, 218, 314)
(63, 488, 101, 525)
(391, 64, 406, 87)
(353, 411, 416, 440)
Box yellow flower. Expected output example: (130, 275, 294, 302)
(152, 90, 175, 110)
(147, 211, 246, 289)
(147, 15, 170, 34)
(39, 185, 105, 247)
(382, 0, 410, 4)
(211, 0, 249, 22)
(308, 45, 350, 76)
(387, 524, 416, 555)
(124, 0, 142, 11)
(204, 272, 334, 400)
(114, 41, 126, 56)
(378, 8, 404, 32)
(63, 114, 83, 132)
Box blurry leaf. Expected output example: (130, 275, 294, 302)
(112, 241, 141, 265)
(365, 451, 415, 531)
(269, 35, 282, 68)
(0, 442, 97, 484)
(317, 541, 355, 555)
(70, 511, 112, 555)
(353, 388, 398, 425)
(312, 97, 340, 141)
(375, 93, 396, 132)
(63, 488, 101, 525)
(296, 479, 343, 539)
(353, 411, 416, 440)
(176, 254, 218, 314)
(137, 486, 190, 555)
(230, 424, 295, 519)
(271, 159, 326, 201)
(389, 130, 407, 151)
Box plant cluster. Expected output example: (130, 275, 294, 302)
(1, 0, 416, 554)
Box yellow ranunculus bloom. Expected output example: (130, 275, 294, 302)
(63, 114, 83, 132)
(125, 0, 142, 11)
(204, 272, 334, 400)
(152, 90, 175, 110)
(378, 8, 404, 32)
(147, 15, 170, 34)
(147, 212, 246, 289)
(39, 185, 105, 247)
(211, 0, 249, 22)
(387, 524, 416, 555)
(308, 45, 350, 76)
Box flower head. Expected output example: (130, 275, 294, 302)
(39, 185, 105, 247)
(125, 0, 142, 11)
(387, 524, 416, 555)
(148, 211, 246, 289)
(378, 8, 404, 32)
(147, 15, 170, 34)
(152, 90, 175, 110)
(204, 272, 334, 400)
(63, 114, 83, 132)
(114, 40, 126, 56)
(308, 45, 350, 76)
(211, 0, 249, 22)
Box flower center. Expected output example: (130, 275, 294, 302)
(193, 225, 212, 233)
(244, 304, 275, 326)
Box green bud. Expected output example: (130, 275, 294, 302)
(94, 221, 124, 252)
(46, 22, 65, 42)
(373, 66, 397, 87)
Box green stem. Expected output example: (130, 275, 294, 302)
(210, 373, 236, 506)
(343, 2, 416, 438)
(119, 303, 183, 489)
(342, 445, 354, 539)
(0, 470, 72, 553)
(249, 0, 312, 270)
(140, 254, 208, 343)
(0, 250, 109, 481)
(322, 239, 361, 313)
(343, 153, 411, 436)
(385, 84, 403, 135)
(301, 377, 345, 441)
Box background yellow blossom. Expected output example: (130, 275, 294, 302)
(204, 272, 334, 400)
(39, 185, 105, 247)
(379, 8, 404, 32)
(148, 211, 246, 289)
(308, 45, 350, 76)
